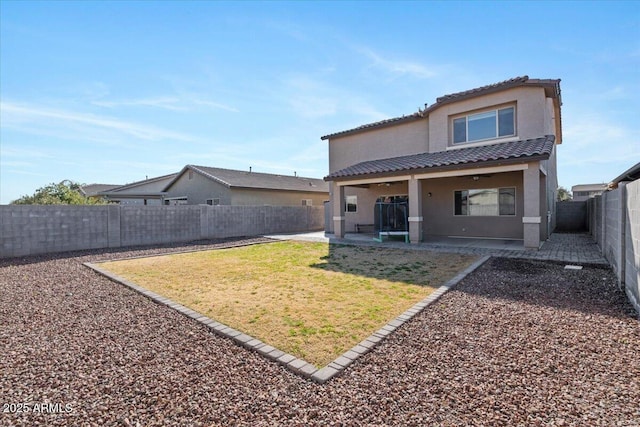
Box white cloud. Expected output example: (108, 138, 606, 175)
(358, 47, 438, 79)
(190, 98, 239, 113)
(92, 97, 187, 111)
(0, 101, 201, 144)
(92, 95, 240, 113)
(563, 115, 628, 148)
(1, 146, 55, 159)
(282, 75, 388, 123)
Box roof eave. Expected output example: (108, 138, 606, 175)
(324, 154, 551, 182)
(320, 114, 424, 141)
(609, 162, 640, 187)
(233, 185, 329, 193)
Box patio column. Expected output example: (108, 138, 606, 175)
(408, 177, 423, 243)
(332, 182, 346, 238)
(523, 164, 541, 249)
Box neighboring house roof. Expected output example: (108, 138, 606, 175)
(80, 184, 120, 197)
(609, 162, 640, 188)
(165, 165, 329, 193)
(321, 76, 562, 141)
(101, 173, 178, 193)
(325, 135, 555, 181)
(98, 173, 178, 199)
(571, 183, 607, 192)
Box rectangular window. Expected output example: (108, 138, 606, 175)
(498, 188, 515, 215)
(206, 198, 220, 206)
(302, 199, 312, 206)
(454, 187, 516, 216)
(345, 195, 357, 213)
(453, 106, 515, 144)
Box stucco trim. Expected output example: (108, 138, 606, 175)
(522, 216, 542, 224)
(446, 137, 520, 151)
(413, 163, 528, 180)
(336, 175, 413, 187)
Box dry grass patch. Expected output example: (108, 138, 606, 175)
(99, 241, 477, 366)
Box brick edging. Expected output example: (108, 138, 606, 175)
(84, 254, 490, 384)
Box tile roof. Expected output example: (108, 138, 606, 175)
(321, 76, 561, 140)
(177, 165, 329, 193)
(435, 76, 530, 104)
(325, 135, 555, 180)
(320, 113, 424, 141)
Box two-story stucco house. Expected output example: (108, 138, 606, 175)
(323, 76, 562, 249)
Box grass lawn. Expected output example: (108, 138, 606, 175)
(99, 241, 477, 366)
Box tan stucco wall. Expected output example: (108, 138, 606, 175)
(231, 188, 328, 206)
(342, 182, 409, 233)
(422, 171, 524, 239)
(167, 173, 328, 206)
(165, 172, 232, 204)
(328, 119, 428, 173)
(428, 86, 550, 152)
(327, 86, 556, 174)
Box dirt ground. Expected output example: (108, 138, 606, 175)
(1, 239, 638, 426)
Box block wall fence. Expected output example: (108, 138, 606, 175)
(555, 201, 588, 232)
(0, 205, 324, 258)
(588, 180, 640, 315)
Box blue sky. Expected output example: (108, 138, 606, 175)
(1, 1, 638, 204)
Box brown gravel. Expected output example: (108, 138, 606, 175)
(1, 239, 639, 426)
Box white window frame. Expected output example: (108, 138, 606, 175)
(206, 198, 220, 206)
(452, 105, 516, 144)
(301, 199, 313, 206)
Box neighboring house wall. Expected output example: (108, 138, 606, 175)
(0, 205, 324, 258)
(572, 184, 607, 202)
(164, 167, 329, 206)
(230, 188, 328, 206)
(165, 172, 232, 205)
(588, 180, 640, 315)
(421, 172, 524, 239)
(328, 119, 429, 173)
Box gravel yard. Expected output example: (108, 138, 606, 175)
(1, 239, 638, 426)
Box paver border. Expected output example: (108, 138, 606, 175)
(84, 249, 490, 384)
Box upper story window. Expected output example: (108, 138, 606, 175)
(453, 106, 515, 144)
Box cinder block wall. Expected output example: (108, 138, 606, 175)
(589, 181, 640, 315)
(0, 205, 324, 258)
(624, 180, 639, 312)
(555, 201, 587, 232)
(602, 191, 621, 273)
(1, 206, 110, 257)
